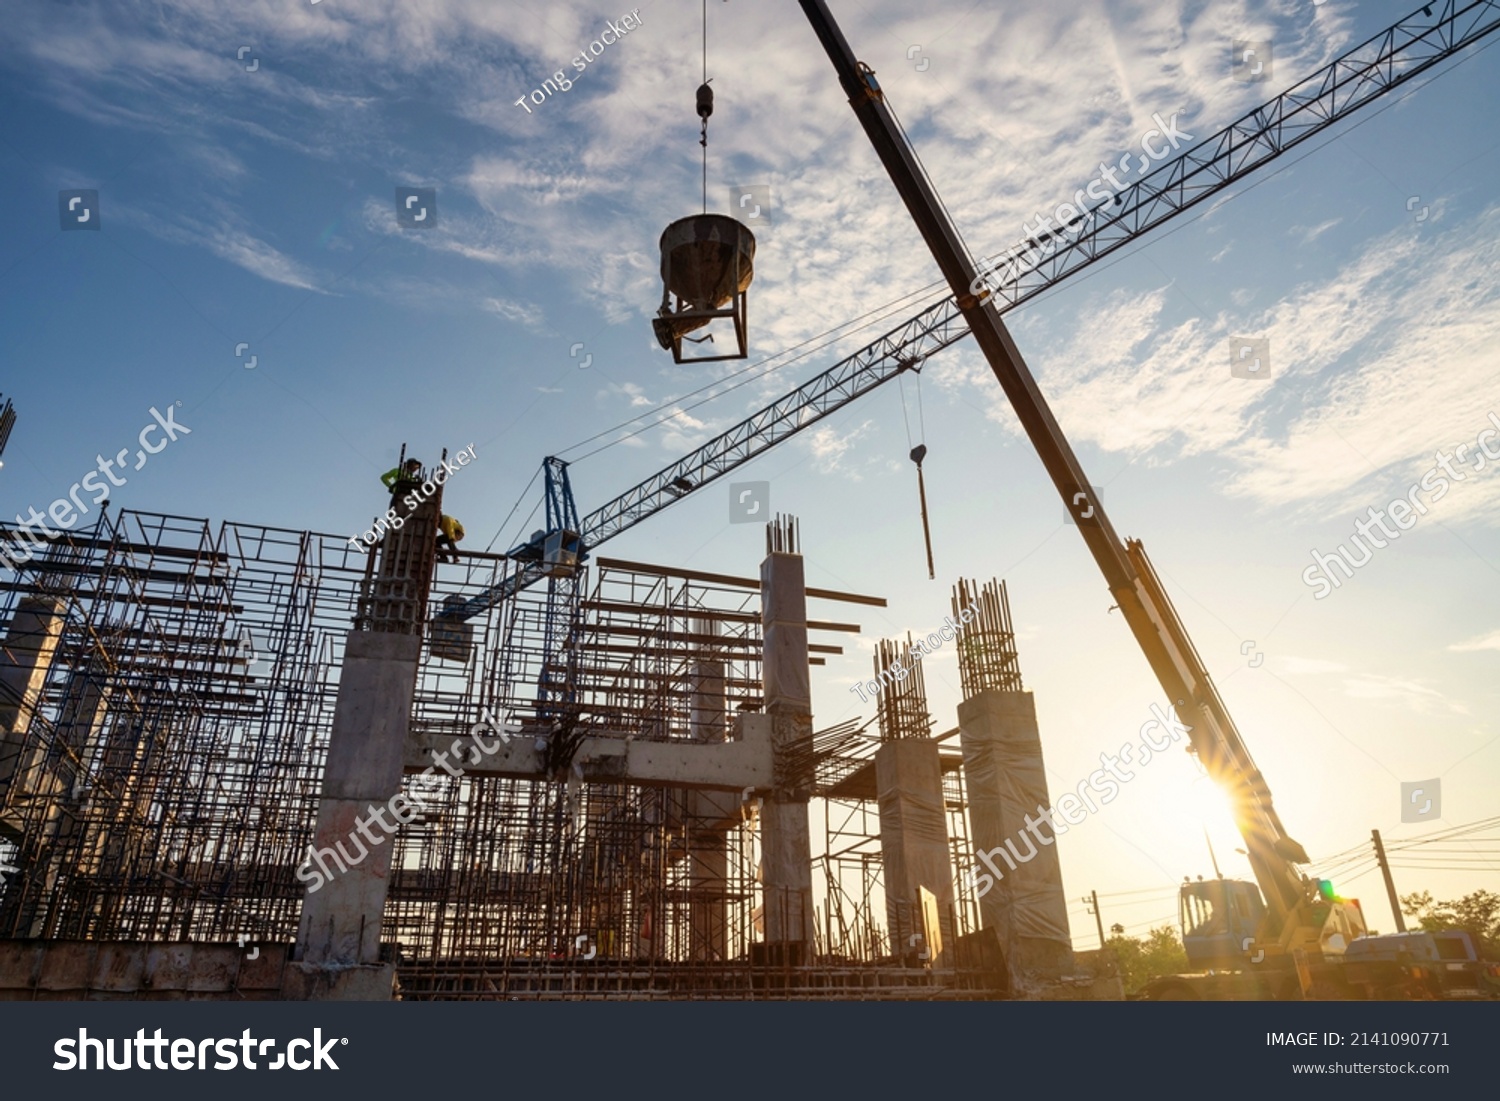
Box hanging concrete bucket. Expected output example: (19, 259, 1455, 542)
(653, 213, 756, 363)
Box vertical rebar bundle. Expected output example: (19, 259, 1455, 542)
(873, 634, 932, 741)
(765, 514, 799, 555)
(357, 451, 443, 634)
(953, 577, 1023, 698)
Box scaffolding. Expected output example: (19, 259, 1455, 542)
(0, 509, 1006, 998)
(0, 511, 362, 944)
(387, 554, 771, 988)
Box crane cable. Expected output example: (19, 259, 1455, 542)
(697, 0, 711, 214)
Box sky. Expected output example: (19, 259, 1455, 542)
(1, 0, 1498, 949)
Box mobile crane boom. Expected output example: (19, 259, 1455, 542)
(797, 0, 1317, 929)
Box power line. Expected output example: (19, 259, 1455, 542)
(557, 281, 948, 462)
(1095, 884, 1181, 900)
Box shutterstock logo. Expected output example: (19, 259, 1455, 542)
(729, 481, 769, 523)
(54, 1028, 344, 1071)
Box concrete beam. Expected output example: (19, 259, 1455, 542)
(0, 941, 292, 1000)
(402, 714, 773, 793)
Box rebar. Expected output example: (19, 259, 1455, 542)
(873, 634, 933, 741)
(953, 577, 1023, 697)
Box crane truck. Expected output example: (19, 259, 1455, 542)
(1139, 876, 1500, 1000)
(797, 0, 1371, 998)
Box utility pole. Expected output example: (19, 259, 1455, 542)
(1372, 829, 1406, 933)
(1084, 891, 1106, 949)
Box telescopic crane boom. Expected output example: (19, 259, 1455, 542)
(796, 0, 1324, 941)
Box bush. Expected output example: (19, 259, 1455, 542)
(1400, 890, 1500, 959)
(1105, 925, 1190, 993)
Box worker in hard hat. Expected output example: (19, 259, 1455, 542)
(436, 514, 465, 563)
(381, 458, 423, 495)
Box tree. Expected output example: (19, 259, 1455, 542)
(1105, 925, 1190, 994)
(1399, 890, 1500, 959)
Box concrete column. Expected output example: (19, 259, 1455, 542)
(0, 595, 67, 834)
(17, 666, 114, 939)
(290, 475, 439, 997)
(875, 739, 953, 963)
(759, 549, 814, 951)
(0, 596, 68, 938)
(292, 630, 421, 995)
(687, 655, 729, 960)
(958, 689, 1074, 984)
(54, 665, 111, 801)
(286, 630, 423, 1002)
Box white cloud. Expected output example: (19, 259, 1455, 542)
(805, 419, 876, 477)
(1279, 656, 1349, 676)
(205, 225, 324, 292)
(15, 0, 1461, 487)
(978, 208, 1500, 525)
(1448, 630, 1500, 654)
(1291, 217, 1341, 245)
(116, 201, 327, 292)
(1226, 210, 1500, 521)
(1343, 674, 1466, 715)
(482, 296, 545, 330)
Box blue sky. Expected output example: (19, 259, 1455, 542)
(2, 0, 1498, 945)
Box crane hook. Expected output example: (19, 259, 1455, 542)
(696, 80, 713, 148)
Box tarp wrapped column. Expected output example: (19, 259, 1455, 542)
(958, 689, 1073, 985)
(875, 739, 953, 964)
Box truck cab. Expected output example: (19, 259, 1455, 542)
(1180, 877, 1266, 970)
(1343, 930, 1500, 1000)
(1138, 876, 1368, 1000)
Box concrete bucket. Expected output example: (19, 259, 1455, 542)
(653, 213, 756, 362)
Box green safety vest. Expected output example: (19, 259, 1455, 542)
(381, 465, 420, 490)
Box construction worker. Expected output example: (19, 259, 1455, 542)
(381, 458, 423, 496)
(436, 514, 465, 563)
